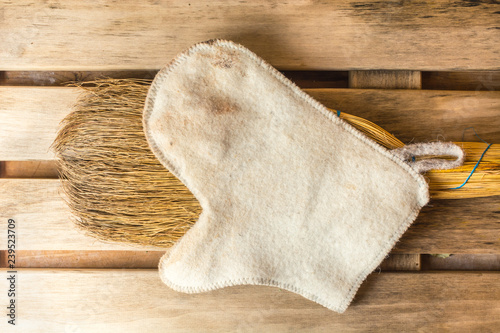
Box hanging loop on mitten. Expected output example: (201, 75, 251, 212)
(391, 142, 464, 173)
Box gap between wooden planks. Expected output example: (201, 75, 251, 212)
(1, 70, 500, 91)
(0, 251, 427, 271)
(0, 269, 498, 332)
(1, 250, 498, 270)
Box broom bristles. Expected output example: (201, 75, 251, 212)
(52, 79, 499, 247)
(52, 79, 201, 247)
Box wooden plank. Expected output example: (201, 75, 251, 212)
(0, 178, 498, 253)
(0, 87, 79, 160)
(349, 70, 421, 89)
(4, 70, 498, 90)
(1, 1, 499, 71)
(1, 87, 499, 160)
(308, 89, 500, 143)
(0, 250, 419, 270)
(0, 179, 164, 251)
(393, 195, 500, 254)
(0, 269, 497, 332)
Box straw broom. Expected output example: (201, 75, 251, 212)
(52, 79, 499, 247)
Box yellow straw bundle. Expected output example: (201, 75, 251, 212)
(52, 79, 499, 247)
(427, 142, 499, 199)
(335, 110, 499, 199)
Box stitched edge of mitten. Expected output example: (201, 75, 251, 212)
(143, 39, 430, 313)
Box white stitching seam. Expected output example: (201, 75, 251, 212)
(143, 39, 430, 313)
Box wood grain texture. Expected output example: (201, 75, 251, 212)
(393, 196, 500, 254)
(1, 1, 499, 71)
(0, 87, 79, 160)
(0, 269, 497, 332)
(1, 87, 499, 160)
(2, 161, 58, 178)
(0, 178, 498, 253)
(309, 89, 500, 143)
(0, 179, 165, 251)
(349, 70, 421, 89)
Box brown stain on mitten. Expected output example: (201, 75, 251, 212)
(211, 49, 236, 69)
(213, 57, 233, 69)
(207, 96, 240, 115)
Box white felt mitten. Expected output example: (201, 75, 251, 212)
(143, 40, 464, 313)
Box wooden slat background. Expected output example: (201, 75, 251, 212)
(0, 87, 79, 160)
(0, 269, 498, 332)
(0, 179, 164, 251)
(0, 1, 498, 331)
(1, 1, 500, 70)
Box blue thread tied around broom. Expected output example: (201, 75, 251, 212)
(450, 128, 492, 190)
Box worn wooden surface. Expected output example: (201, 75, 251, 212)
(309, 89, 500, 143)
(0, 87, 79, 160)
(0, 1, 499, 331)
(394, 195, 500, 254)
(0, 269, 498, 332)
(0, 179, 163, 251)
(1, 1, 500, 71)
